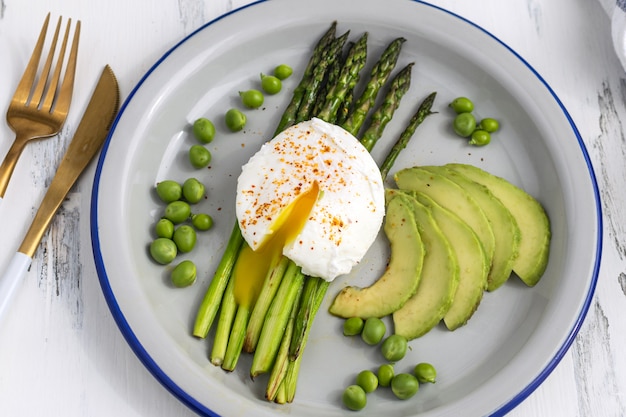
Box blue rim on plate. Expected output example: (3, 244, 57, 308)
(90, 1, 602, 416)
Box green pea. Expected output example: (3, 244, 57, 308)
(414, 362, 437, 383)
(150, 238, 177, 265)
(155, 180, 182, 203)
(155, 218, 175, 239)
(164, 200, 191, 224)
(391, 373, 419, 400)
(171, 260, 197, 288)
(479, 117, 500, 133)
(189, 145, 212, 169)
(173, 225, 197, 253)
(273, 64, 293, 80)
(377, 363, 395, 387)
(343, 317, 364, 336)
(239, 89, 264, 109)
(225, 108, 246, 132)
(342, 385, 367, 411)
(453, 112, 477, 137)
(380, 334, 408, 362)
(192, 213, 213, 231)
(469, 129, 491, 146)
(356, 370, 378, 393)
(361, 317, 386, 345)
(182, 178, 205, 204)
(192, 117, 216, 144)
(260, 73, 282, 94)
(449, 96, 474, 114)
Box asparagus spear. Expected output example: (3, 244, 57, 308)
(192, 223, 243, 338)
(274, 22, 338, 135)
(316, 32, 369, 123)
(250, 262, 305, 378)
(243, 255, 290, 353)
(312, 41, 348, 117)
(341, 37, 406, 137)
(360, 62, 414, 152)
(296, 31, 350, 124)
(209, 276, 237, 366)
(380, 91, 437, 179)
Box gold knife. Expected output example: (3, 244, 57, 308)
(0, 65, 120, 319)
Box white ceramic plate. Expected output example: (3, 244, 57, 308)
(91, 0, 602, 416)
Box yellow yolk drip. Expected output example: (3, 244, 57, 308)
(233, 182, 320, 307)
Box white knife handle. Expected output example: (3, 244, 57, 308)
(0, 252, 33, 321)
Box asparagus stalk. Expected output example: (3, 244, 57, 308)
(209, 276, 237, 366)
(192, 222, 244, 338)
(380, 91, 437, 179)
(316, 32, 369, 123)
(250, 262, 305, 378)
(296, 31, 350, 124)
(274, 22, 338, 135)
(243, 255, 290, 353)
(360, 62, 414, 152)
(312, 41, 348, 117)
(221, 304, 250, 371)
(341, 37, 406, 137)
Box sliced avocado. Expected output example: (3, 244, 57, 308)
(412, 192, 488, 330)
(394, 167, 496, 270)
(328, 194, 425, 319)
(446, 163, 551, 286)
(421, 165, 521, 291)
(392, 195, 459, 340)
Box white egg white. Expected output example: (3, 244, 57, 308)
(235, 118, 385, 281)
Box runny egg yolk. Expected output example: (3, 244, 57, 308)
(232, 181, 320, 307)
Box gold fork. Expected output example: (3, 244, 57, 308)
(0, 13, 80, 204)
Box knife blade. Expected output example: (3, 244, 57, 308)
(0, 65, 120, 320)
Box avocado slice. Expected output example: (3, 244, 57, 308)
(413, 192, 488, 330)
(446, 163, 551, 286)
(392, 195, 459, 340)
(421, 165, 521, 291)
(394, 167, 496, 271)
(328, 194, 425, 319)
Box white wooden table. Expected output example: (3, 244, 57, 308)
(0, 0, 624, 416)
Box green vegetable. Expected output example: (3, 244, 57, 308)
(155, 218, 174, 239)
(163, 200, 191, 224)
(225, 108, 246, 131)
(343, 317, 364, 336)
(155, 180, 182, 203)
(240, 89, 264, 109)
(341, 36, 405, 136)
(342, 385, 367, 411)
(391, 373, 419, 400)
(361, 317, 386, 345)
(191, 213, 213, 231)
(150, 238, 177, 265)
(189, 145, 212, 169)
(479, 117, 499, 133)
(192, 117, 216, 143)
(377, 363, 394, 387)
(449, 96, 474, 113)
(359, 62, 414, 152)
(453, 112, 477, 137)
(182, 177, 205, 203)
(173, 225, 197, 253)
(414, 362, 437, 383)
(469, 129, 491, 146)
(274, 64, 293, 80)
(317, 32, 368, 124)
(356, 370, 378, 393)
(274, 21, 338, 135)
(260, 73, 282, 95)
(379, 92, 437, 179)
(380, 334, 408, 362)
(171, 260, 197, 287)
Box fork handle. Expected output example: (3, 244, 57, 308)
(0, 134, 29, 201)
(0, 252, 32, 321)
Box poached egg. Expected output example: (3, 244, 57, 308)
(233, 118, 384, 305)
